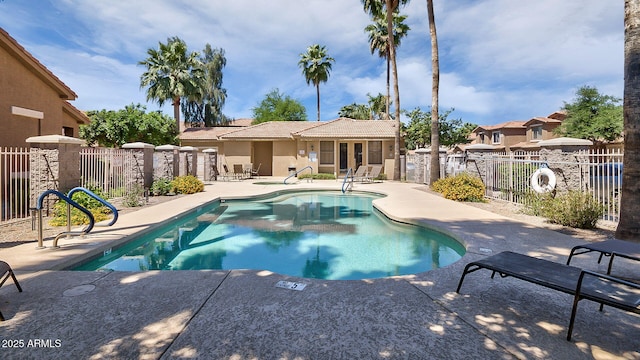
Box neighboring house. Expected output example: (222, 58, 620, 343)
(0, 27, 90, 148)
(180, 118, 399, 178)
(464, 111, 567, 152)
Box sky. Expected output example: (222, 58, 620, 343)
(0, 0, 624, 126)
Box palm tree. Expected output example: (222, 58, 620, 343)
(298, 44, 335, 121)
(139, 36, 204, 132)
(365, 12, 410, 119)
(362, 0, 410, 180)
(427, 0, 441, 185)
(367, 92, 389, 119)
(616, 0, 640, 242)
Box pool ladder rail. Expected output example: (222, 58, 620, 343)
(342, 168, 354, 193)
(283, 165, 314, 184)
(34, 187, 119, 249)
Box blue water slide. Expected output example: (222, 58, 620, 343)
(68, 187, 118, 226)
(36, 189, 95, 234)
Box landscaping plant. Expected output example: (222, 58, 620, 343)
(171, 175, 204, 194)
(432, 173, 485, 202)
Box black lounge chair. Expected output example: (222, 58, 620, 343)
(0, 260, 22, 321)
(456, 251, 640, 340)
(567, 239, 640, 275)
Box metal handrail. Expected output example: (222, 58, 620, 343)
(284, 165, 313, 184)
(68, 187, 118, 226)
(35, 189, 95, 249)
(342, 167, 354, 193)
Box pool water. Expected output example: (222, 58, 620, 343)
(75, 191, 465, 280)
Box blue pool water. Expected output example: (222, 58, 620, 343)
(75, 191, 465, 280)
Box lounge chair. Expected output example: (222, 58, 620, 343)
(233, 164, 245, 180)
(363, 165, 382, 183)
(0, 261, 23, 321)
(250, 163, 261, 179)
(221, 164, 232, 181)
(352, 165, 370, 182)
(567, 239, 640, 275)
(456, 251, 640, 340)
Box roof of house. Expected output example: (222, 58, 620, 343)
(0, 27, 77, 100)
(219, 121, 321, 140)
(229, 118, 254, 127)
(294, 118, 397, 139)
(522, 116, 563, 127)
(180, 126, 242, 140)
(62, 101, 90, 125)
(474, 121, 526, 132)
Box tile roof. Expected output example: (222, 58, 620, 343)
(219, 121, 320, 140)
(475, 121, 526, 132)
(522, 117, 563, 127)
(294, 118, 397, 139)
(180, 126, 241, 140)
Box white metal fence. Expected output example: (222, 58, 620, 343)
(80, 147, 139, 198)
(0, 147, 30, 222)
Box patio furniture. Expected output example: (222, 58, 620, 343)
(352, 165, 370, 182)
(456, 251, 640, 340)
(363, 165, 382, 183)
(233, 164, 245, 180)
(566, 239, 640, 275)
(221, 164, 232, 181)
(0, 260, 23, 321)
(250, 163, 261, 179)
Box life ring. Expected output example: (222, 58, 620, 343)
(530, 168, 556, 193)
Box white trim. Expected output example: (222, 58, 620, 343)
(11, 106, 43, 119)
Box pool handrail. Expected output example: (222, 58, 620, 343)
(284, 165, 313, 184)
(35, 189, 95, 248)
(342, 167, 354, 193)
(68, 187, 118, 226)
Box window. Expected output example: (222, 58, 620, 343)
(492, 131, 501, 144)
(368, 141, 382, 164)
(319, 141, 334, 164)
(531, 125, 543, 140)
(62, 126, 74, 137)
(479, 132, 485, 144)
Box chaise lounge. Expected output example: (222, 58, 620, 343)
(567, 238, 640, 275)
(0, 260, 22, 321)
(456, 251, 640, 340)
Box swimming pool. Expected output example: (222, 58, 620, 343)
(75, 191, 465, 280)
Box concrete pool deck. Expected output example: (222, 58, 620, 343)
(0, 179, 638, 359)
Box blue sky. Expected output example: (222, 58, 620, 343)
(0, 0, 623, 126)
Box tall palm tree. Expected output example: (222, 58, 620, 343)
(367, 92, 389, 120)
(616, 0, 640, 242)
(299, 44, 335, 121)
(427, 0, 441, 185)
(365, 12, 410, 120)
(362, 0, 410, 180)
(139, 36, 204, 132)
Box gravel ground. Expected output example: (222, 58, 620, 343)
(0, 191, 616, 249)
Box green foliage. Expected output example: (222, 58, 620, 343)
(171, 175, 204, 194)
(432, 173, 485, 202)
(80, 104, 178, 147)
(403, 107, 476, 150)
(298, 173, 336, 180)
(555, 85, 623, 144)
(338, 93, 390, 120)
(182, 45, 231, 127)
(251, 89, 308, 123)
(122, 184, 145, 208)
(521, 191, 555, 217)
(298, 44, 335, 121)
(525, 191, 604, 229)
(151, 178, 174, 196)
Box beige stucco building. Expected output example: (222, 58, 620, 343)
(0, 28, 89, 148)
(180, 118, 399, 178)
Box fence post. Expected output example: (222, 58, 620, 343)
(154, 145, 180, 181)
(121, 142, 155, 191)
(414, 148, 428, 184)
(26, 135, 83, 209)
(538, 137, 593, 193)
(179, 146, 199, 177)
(203, 148, 218, 181)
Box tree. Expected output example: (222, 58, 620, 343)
(616, 0, 640, 241)
(139, 36, 204, 131)
(403, 107, 475, 150)
(365, 11, 410, 119)
(555, 85, 623, 145)
(298, 44, 335, 121)
(362, 0, 410, 180)
(182, 45, 230, 127)
(427, 0, 441, 185)
(251, 88, 308, 123)
(80, 104, 178, 147)
(338, 93, 390, 119)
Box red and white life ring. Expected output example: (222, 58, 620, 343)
(530, 168, 556, 193)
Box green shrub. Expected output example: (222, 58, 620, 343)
(521, 191, 555, 217)
(540, 191, 604, 229)
(123, 184, 145, 207)
(432, 173, 485, 202)
(298, 173, 336, 180)
(171, 175, 204, 194)
(151, 178, 173, 196)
